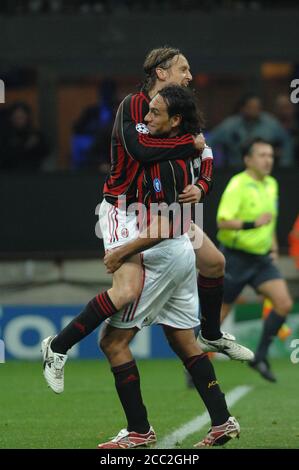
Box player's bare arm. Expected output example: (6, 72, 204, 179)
(104, 214, 169, 273)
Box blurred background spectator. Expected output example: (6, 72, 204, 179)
(71, 79, 116, 173)
(0, 102, 49, 171)
(208, 93, 294, 167)
(274, 93, 299, 166)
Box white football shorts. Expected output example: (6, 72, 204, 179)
(98, 198, 139, 250)
(107, 233, 199, 330)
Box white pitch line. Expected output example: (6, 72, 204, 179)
(155, 385, 253, 449)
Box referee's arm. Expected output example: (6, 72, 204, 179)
(217, 214, 273, 231)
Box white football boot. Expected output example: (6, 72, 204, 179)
(198, 331, 254, 361)
(41, 336, 68, 394)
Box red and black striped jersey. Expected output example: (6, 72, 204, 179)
(103, 91, 196, 206)
(138, 159, 194, 206)
(137, 158, 195, 236)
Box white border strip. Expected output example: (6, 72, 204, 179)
(155, 385, 252, 449)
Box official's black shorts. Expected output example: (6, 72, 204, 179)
(221, 246, 282, 304)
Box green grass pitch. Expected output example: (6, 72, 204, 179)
(0, 358, 298, 449)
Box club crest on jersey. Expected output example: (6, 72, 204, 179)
(136, 123, 149, 134)
(121, 228, 129, 238)
(153, 177, 162, 193)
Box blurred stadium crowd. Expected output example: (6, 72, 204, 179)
(1, 1, 298, 173)
(0, 0, 298, 16)
(1, 82, 298, 172)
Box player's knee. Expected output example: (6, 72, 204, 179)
(100, 336, 127, 358)
(99, 335, 111, 355)
(275, 297, 293, 316)
(128, 280, 142, 299)
(164, 334, 177, 353)
(120, 284, 139, 305)
(166, 334, 190, 354)
(99, 333, 116, 355)
(109, 284, 139, 309)
(216, 251, 226, 276)
(200, 251, 225, 277)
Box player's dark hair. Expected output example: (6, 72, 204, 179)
(141, 46, 181, 93)
(158, 85, 204, 134)
(242, 137, 273, 158)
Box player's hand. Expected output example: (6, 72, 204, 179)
(193, 133, 206, 153)
(255, 212, 272, 227)
(104, 249, 124, 273)
(179, 184, 203, 203)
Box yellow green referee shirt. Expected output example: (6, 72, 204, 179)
(217, 171, 278, 255)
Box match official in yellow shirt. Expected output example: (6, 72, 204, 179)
(217, 138, 293, 382)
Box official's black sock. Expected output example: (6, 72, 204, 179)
(184, 354, 230, 426)
(255, 310, 285, 362)
(198, 274, 223, 341)
(112, 360, 150, 434)
(51, 291, 118, 354)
